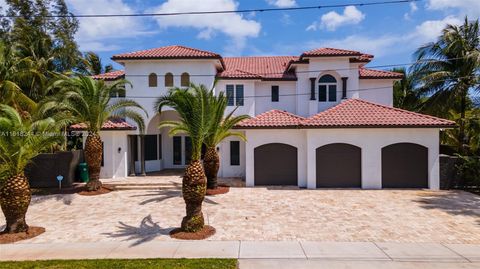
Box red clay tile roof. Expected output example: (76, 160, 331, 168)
(91, 70, 125, 81)
(359, 68, 403, 79)
(112, 45, 222, 60)
(301, 47, 364, 58)
(350, 54, 374, 63)
(69, 119, 136, 131)
(218, 56, 298, 80)
(236, 109, 305, 128)
(301, 99, 456, 128)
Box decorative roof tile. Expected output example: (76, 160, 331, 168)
(301, 47, 364, 58)
(69, 119, 136, 131)
(112, 45, 222, 60)
(218, 56, 298, 80)
(236, 109, 305, 128)
(91, 70, 125, 81)
(359, 68, 403, 79)
(302, 99, 456, 128)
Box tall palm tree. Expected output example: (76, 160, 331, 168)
(0, 42, 36, 112)
(155, 84, 213, 233)
(78, 51, 113, 76)
(0, 105, 64, 233)
(40, 75, 147, 191)
(392, 67, 422, 111)
(412, 17, 480, 154)
(203, 91, 249, 189)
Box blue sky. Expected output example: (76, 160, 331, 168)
(61, 0, 479, 70)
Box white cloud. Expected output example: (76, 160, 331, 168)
(427, 0, 480, 17)
(266, 0, 296, 8)
(412, 16, 462, 43)
(66, 0, 151, 52)
(307, 6, 365, 31)
(150, 0, 261, 53)
(403, 2, 418, 20)
(0, 0, 7, 14)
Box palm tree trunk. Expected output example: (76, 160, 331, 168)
(181, 159, 206, 232)
(84, 133, 103, 191)
(0, 173, 31, 233)
(203, 146, 220, 189)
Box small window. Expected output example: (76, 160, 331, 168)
(184, 136, 192, 164)
(165, 72, 173, 87)
(181, 72, 190, 87)
(173, 136, 182, 165)
(148, 73, 157, 87)
(230, 141, 240, 166)
(236, 85, 244, 106)
(158, 134, 162, 159)
(328, 85, 337, 102)
(271, 85, 279, 102)
(226, 85, 234, 106)
(318, 85, 327, 102)
(144, 135, 158, 161)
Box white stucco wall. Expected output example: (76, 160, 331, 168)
(242, 128, 440, 190)
(218, 134, 246, 178)
(254, 81, 297, 115)
(215, 80, 257, 117)
(358, 79, 395, 106)
(94, 130, 134, 179)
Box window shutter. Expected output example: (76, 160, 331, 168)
(181, 72, 190, 87)
(226, 85, 234, 106)
(148, 73, 158, 87)
(236, 85, 244, 106)
(165, 73, 173, 87)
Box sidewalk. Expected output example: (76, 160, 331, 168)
(1, 240, 479, 267)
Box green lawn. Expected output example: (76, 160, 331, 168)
(0, 258, 237, 269)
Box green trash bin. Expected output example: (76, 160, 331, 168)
(78, 162, 89, 183)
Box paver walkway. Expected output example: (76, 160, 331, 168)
(1, 241, 479, 269)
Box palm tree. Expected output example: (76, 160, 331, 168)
(0, 105, 64, 233)
(78, 51, 113, 76)
(0, 42, 36, 112)
(155, 84, 213, 233)
(412, 17, 480, 154)
(203, 91, 249, 189)
(40, 75, 147, 191)
(392, 67, 422, 111)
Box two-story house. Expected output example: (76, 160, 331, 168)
(80, 45, 455, 189)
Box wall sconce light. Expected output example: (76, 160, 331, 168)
(118, 147, 122, 153)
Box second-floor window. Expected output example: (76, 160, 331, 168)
(149, 73, 158, 87)
(271, 85, 279, 102)
(181, 72, 190, 87)
(318, 74, 337, 102)
(226, 84, 244, 106)
(165, 72, 173, 87)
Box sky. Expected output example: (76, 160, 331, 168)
(58, 0, 480, 70)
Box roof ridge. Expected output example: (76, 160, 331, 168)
(350, 99, 455, 124)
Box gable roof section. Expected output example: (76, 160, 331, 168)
(112, 45, 222, 61)
(218, 56, 298, 81)
(69, 119, 136, 131)
(301, 47, 363, 58)
(302, 99, 455, 128)
(91, 70, 125, 81)
(235, 99, 455, 129)
(359, 68, 403, 79)
(236, 109, 305, 128)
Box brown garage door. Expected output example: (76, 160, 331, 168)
(254, 143, 297, 185)
(316, 143, 361, 188)
(382, 143, 428, 188)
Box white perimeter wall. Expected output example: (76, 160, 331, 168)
(243, 128, 440, 190)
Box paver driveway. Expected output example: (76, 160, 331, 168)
(1, 174, 479, 244)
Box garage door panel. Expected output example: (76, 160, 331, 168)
(254, 143, 297, 185)
(316, 143, 361, 188)
(382, 143, 428, 188)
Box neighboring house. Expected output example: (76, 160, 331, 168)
(78, 45, 455, 189)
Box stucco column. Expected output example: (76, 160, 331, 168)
(362, 145, 382, 189)
(128, 135, 136, 176)
(245, 131, 254, 187)
(139, 134, 146, 176)
(429, 130, 440, 190)
(306, 130, 316, 189)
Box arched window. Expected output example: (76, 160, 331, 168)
(164, 72, 173, 87)
(181, 72, 190, 87)
(148, 73, 158, 87)
(318, 74, 337, 102)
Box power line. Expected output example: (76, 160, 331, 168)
(0, 0, 423, 18)
(102, 56, 474, 78)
